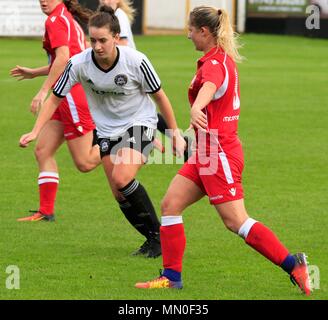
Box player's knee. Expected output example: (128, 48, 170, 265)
(76, 165, 90, 173)
(161, 197, 178, 215)
(222, 219, 239, 233)
(34, 144, 51, 162)
(76, 162, 93, 173)
(73, 158, 94, 172)
(111, 172, 133, 190)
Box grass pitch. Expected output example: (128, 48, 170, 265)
(0, 34, 327, 300)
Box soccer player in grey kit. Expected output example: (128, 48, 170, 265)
(19, 5, 186, 258)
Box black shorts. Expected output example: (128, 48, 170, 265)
(97, 126, 156, 159)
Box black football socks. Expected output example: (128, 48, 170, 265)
(119, 179, 160, 239)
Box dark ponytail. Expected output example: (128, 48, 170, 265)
(99, 5, 115, 15)
(88, 5, 121, 35)
(63, 0, 93, 24)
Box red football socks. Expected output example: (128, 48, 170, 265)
(245, 222, 289, 265)
(38, 172, 59, 215)
(160, 216, 186, 272)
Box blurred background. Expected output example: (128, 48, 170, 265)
(0, 0, 327, 38)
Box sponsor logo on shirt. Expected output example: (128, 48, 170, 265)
(87, 79, 124, 96)
(223, 115, 239, 122)
(91, 87, 124, 96)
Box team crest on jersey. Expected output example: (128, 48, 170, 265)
(100, 139, 110, 152)
(114, 74, 128, 86)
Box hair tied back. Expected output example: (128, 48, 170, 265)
(99, 5, 115, 16)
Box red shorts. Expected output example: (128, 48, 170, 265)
(178, 147, 244, 205)
(51, 84, 95, 140)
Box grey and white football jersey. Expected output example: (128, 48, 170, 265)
(53, 46, 160, 138)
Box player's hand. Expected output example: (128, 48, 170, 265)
(191, 107, 207, 131)
(30, 90, 47, 114)
(19, 132, 37, 148)
(172, 132, 186, 158)
(153, 137, 165, 153)
(10, 65, 35, 81)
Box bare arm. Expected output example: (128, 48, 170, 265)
(152, 89, 186, 157)
(29, 46, 69, 114)
(19, 93, 63, 148)
(40, 47, 69, 93)
(10, 65, 50, 80)
(152, 89, 179, 133)
(190, 81, 217, 130)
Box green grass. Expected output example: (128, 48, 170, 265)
(0, 34, 327, 300)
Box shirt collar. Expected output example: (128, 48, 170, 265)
(198, 46, 224, 66)
(50, 3, 65, 16)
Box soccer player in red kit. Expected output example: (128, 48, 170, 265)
(135, 6, 311, 295)
(11, 0, 100, 221)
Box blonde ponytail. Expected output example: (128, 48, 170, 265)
(217, 9, 243, 63)
(189, 6, 243, 63)
(118, 0, 136, 24)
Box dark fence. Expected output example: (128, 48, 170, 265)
(245, 0, 328, 38)
(246, 17, 328, 38)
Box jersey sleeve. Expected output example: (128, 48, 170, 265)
(46, 16, 69, 49)
(201, 59, 225, 89)
(139, 54, 161, 94)
(53, 59, 78, 98)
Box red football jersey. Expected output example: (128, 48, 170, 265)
(42, 3, 95, 139)
(188, 47, 241, 153)
(43, 3, 86, 68)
